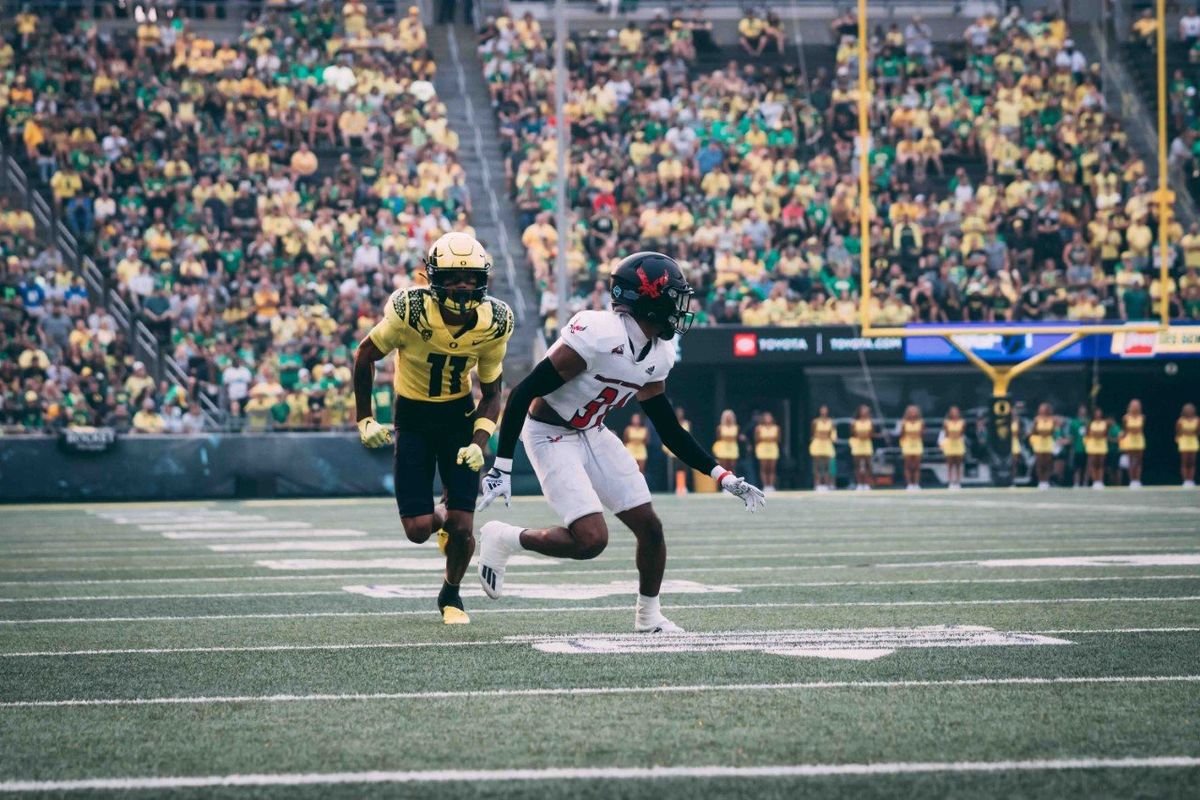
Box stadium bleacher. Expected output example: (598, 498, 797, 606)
(484, 6, 1197, 333)
(2, 1, 479, 433)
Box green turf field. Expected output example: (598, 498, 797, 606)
(1, 489, 1198, 798)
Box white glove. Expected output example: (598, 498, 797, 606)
(357, 416, 393, 448)
(456, 442, 485, 471)
(476, 456, 512, 511)
(719, 472, 766, 513)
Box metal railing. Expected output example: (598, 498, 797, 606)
(0, 137, 221, 429)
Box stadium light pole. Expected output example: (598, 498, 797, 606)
(856, 0, 871, 332)
(1156, 0, 1171, 328)
(553, 0, 570, 330)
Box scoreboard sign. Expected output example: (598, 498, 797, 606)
(683, 327, 904, 365)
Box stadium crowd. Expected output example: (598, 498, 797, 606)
(2, 1, 475, 433)
(483, 7, 1200, 335)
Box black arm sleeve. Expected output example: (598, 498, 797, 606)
(494, 356, 567, 461)
(640, 393, 718, 476)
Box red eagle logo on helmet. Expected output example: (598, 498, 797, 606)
(636, 266, 669, 299)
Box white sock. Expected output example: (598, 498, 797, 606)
(636, 593, 660, 618)
(500, 526, 526, 552)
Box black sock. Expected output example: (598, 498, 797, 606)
(438, 580, 463, 612)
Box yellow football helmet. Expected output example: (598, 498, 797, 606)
(424, 232, 491, 314)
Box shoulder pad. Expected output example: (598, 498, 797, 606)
(485, 297, 514, 341)
(392, 287, 432, 332)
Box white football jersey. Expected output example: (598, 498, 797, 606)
(542, 310, 676, 430)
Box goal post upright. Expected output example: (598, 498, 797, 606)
(851, 0, 1174, 485)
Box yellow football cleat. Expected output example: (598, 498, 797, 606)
(442, 606, 470, 625)
(436, 529, 448, 555)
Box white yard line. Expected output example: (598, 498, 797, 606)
(1, 627, 1193, 660)
(4, 544, 1193, 571)
(3, 573, 1198, 603)
(2, 596, 1197, 625)
(5, 756, 1197, 792)
(2, 561, 1198, 587)
(2, 675, 1198, 710)
(2, 534, 1194, 558)
(0, 591, 348, 603)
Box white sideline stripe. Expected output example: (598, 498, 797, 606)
(3, 676, 1199, 710)
(163, 529, 368, 540)
(250, 546, 1196, 572)
(2, 627, 1195, 659)
(208, 539, 423, 553)
(3, 757, 1199, 793)
(0, 591, 346, 604)
(901, 498, 1200, 515)
(137, 521, 312, 531)
(4, 628, 1195, 662)
(3, 596, 1198, 625)
(5, 574, 1196, 603)
(9, 544, 1189, 569)
(2, 559, 1197, 587)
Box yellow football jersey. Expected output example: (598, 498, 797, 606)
(368, 288, 513, 402)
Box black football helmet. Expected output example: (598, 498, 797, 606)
(610, 251, 694, 339)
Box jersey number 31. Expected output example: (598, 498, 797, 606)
(570, 386, 630, 429)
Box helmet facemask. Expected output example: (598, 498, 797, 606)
(427, 267, 489, 315)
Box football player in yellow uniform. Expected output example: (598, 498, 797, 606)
(353, 232, 514, 624)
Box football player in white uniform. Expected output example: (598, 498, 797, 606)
(475, 252, 766, 633)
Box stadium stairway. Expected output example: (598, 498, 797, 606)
(426, 22, 539, 372)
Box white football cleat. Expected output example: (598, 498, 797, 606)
(635, 614, 684, 634)
(478, 520, 521, 599)
(1184, 480, 1197, 488)
(1092, 481, 1105, 490)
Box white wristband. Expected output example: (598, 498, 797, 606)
(492, 457, 514, 473)
(710, 465, 732, 482)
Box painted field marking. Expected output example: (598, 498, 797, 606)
(3, 675, 1199, 710)
(255, 555, 553, 572)
(509, 625, 1070, 661)
(3, 555, 1199, 586)
(165, 529, 368, 541)
(5, 546, 1198, 572)
(884, 555, 1200, 569)
(136, 521, 313, 532)
(0, 591, 347, 604)
(248, 546, 1199, 572)
(345, 580, 740, 601)
(2, 596, 1197, 625)
(2, 627, 1195, 660)
(3, 757, 1199, 792)
(209, 539, 424, 553)
(3, 574, 1198, 604)
(898, 498, 1200, 515)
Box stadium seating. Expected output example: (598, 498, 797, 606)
(483, 8, 1197, 332)
(1, 2, 474, 432)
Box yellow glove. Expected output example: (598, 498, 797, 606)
(456, 442, 485, 471)
(357, 416, 393, 448)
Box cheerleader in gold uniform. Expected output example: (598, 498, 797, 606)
(1177, 403, 1198, 487)
(850, 405, 875, 491)
(809, 405, 837, 491)
(623, 413, 649, 474)
(940, 406, 966, 491)
(754, 411, 781, 492)
(1029, 403, 1058, 490)
(1119, 399, 1146, 488)
(1085, 407, 1109, 489)
(714, 409, 741, 473)
(899, 405, 924, 491)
